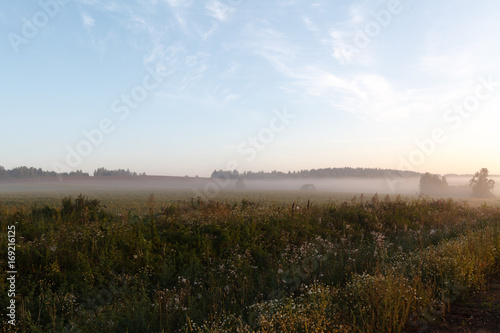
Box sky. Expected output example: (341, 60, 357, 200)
(1, 0, 500, 177)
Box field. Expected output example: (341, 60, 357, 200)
(1, 187, 500, 332)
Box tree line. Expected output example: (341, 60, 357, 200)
(211, 167, 421, 179)
(93, 168, 146, 177)
(420, 168, 495, 198)
(0, 166, 145, 179)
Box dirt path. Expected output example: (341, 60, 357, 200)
(417, 276, 500, 333)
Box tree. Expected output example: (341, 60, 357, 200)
(419, 172, 448, 195)
(470, 168, 495, 198)
(300, 184, 316, 191)
(93, 167, 139, 177)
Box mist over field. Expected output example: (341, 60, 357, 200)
(2, 174, 499, 198)
(232, 177, 421, 194)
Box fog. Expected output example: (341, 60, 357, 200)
(445, 176, 500, 196)
(233, 177, 421, 195)
(1, 175, 499, 198)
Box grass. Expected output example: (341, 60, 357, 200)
(0, 191, 499, 332)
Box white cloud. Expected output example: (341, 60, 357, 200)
(327, 2, 393, 65)
(205, 0, 235, 21)
(222, 62, 240, 77)
(225, 93, 240, 101)
(77, 0, 123, 14)
(294, 66, 480, 121)
(245, 24, 298, 66)
(78, 0, 98, 5)
(81, 11, 95, 29)
(143, 42, 184, 75)
(291, 69, 419, 120)
(245, 24, 476, 122)
(164, 0, 182, 7)
(418, 45, 496, 81)
(302, 16, 319, 32)
(330, 29, 356, 65)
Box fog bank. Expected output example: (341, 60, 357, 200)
(2, 175, 499, 197)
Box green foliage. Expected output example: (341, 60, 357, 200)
(470, 168, 495, 198)
(1, 195, 499, 332)
(211, 167, 420, 179)
(339, 271, 423, 333)
(420, 172, 449, 195)
(93, 167, 143, 177)
(0, 165, 89, 178)
(60, 194, 105, 223)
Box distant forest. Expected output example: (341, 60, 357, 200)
(419, 169, 496, 198)
(0, 166, 145, 179)
(211, 167, 421, 179)
(93, 168, 146, 177)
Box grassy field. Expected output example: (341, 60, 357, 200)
(0, 188, 416, 214)
(1, 190, 500, 332)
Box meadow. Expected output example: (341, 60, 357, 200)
(1, 189, 500, 332)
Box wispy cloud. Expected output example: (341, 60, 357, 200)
(245, 24, 473, 122)
(144, 42, 184, 74)
(418, 40, 499, 81)
(77, 0, 124, 14)
(245, 24, 298, 68)
(225, 93, 240, 101)
(291, 65, 474, 121)
(164, 0, 184, 7)
(330, 29, 357, 65)
(81, 11, 95, 29)
(328, 2, 385, 65)
(302, 16, 319, 32)
(205, 0, 235, 21)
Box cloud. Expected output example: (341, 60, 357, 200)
(418, 43, 498, 81)
(291, 66, 477, 121)
(244, 24, 298, 68)
(302, 16, 319, 32)
(327, 2, 390, 65)
(77, 0, 123, 14)
(330, 29, 354, 64)
(225, 93, 240, 101)
(78, 0, 98, 5)
(245, 24, 471, 122)
(143, 42, 184, 74)
(291, 69, 420, 120)
(81, 11, 95, 29)
(222, 62, 240, 77)
(205, 0, 235, 21)
(164, 0, 183, 7)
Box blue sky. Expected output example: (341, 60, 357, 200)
(1, 0, 500, 177)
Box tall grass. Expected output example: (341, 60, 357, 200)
(0, 195, 499, 332)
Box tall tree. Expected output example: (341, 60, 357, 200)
(470, 168, 495, 198)
(419, 172, 448, 195)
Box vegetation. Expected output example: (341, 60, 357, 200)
(211, 167, 421, 179)
(0, 166, 89, 179)
(300, 184, 317, 191)
(0, 166, 146, 179)
(420, 169, 498, 198)
(419, 172, 449, 195)
(470, 168, 495, 198)
(93, 167, 146, 177)
(1, 193, 499, 332)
